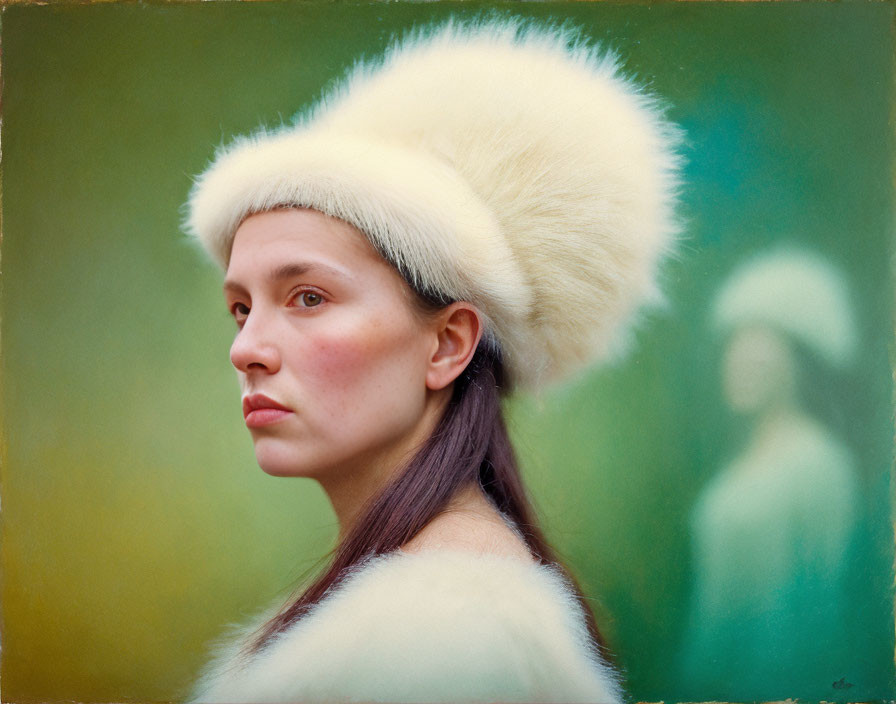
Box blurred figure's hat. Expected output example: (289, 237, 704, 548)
(713, 248, 856, 366)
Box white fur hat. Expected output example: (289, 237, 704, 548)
(186, 19, 683, 390)
(713, 248, 856, 367)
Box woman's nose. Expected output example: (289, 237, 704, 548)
(229, 313, 282, 374)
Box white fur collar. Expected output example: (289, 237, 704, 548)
(190, 550, 623, 703)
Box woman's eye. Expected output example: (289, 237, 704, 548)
(296, 291, 323, 308)
(231, 302, 250, 323)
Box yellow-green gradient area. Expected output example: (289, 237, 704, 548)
(2, 2, 893, 702)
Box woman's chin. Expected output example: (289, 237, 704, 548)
(252, 442, 318, 478)
(257, 462, 306, 478)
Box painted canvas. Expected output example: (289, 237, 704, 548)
(1, 1, 892, 701)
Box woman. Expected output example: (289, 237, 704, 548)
(682, 248, 858, 699)
(186, 18, 681, 703)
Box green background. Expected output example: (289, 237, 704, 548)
(1, 2, 893, 702)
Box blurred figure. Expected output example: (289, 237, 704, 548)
(682, 248, 859, 700)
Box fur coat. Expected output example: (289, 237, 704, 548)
(189, 550, 623, 703)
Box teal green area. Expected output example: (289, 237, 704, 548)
(1, 2, 893, 702)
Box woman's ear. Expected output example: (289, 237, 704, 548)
(425, 303, 484, 391)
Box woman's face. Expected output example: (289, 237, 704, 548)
(223, 208, 440, 482)
(722, 324, 796, 415)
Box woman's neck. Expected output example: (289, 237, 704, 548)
(401, 483, 535, 562)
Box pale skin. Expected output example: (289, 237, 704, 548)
(722, 324, 806, 464)
(224, 208, 532, 561)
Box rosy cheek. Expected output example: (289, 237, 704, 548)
(311, 334, 370, 387)
(307, 317, 418, 408)
(307, 324, 388, 385)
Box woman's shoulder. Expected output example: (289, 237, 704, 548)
(191, 550, 623, 703)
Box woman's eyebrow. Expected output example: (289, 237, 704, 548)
(223, 261, 354, 295)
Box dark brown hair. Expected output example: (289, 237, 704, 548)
(247, 326, 609, 656)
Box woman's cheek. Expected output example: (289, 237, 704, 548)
(307, 316, 424, 418)
(306, 322, 392, 392)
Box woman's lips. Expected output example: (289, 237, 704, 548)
(242, 393, 293, 428)
(245, 408, 291, 427)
